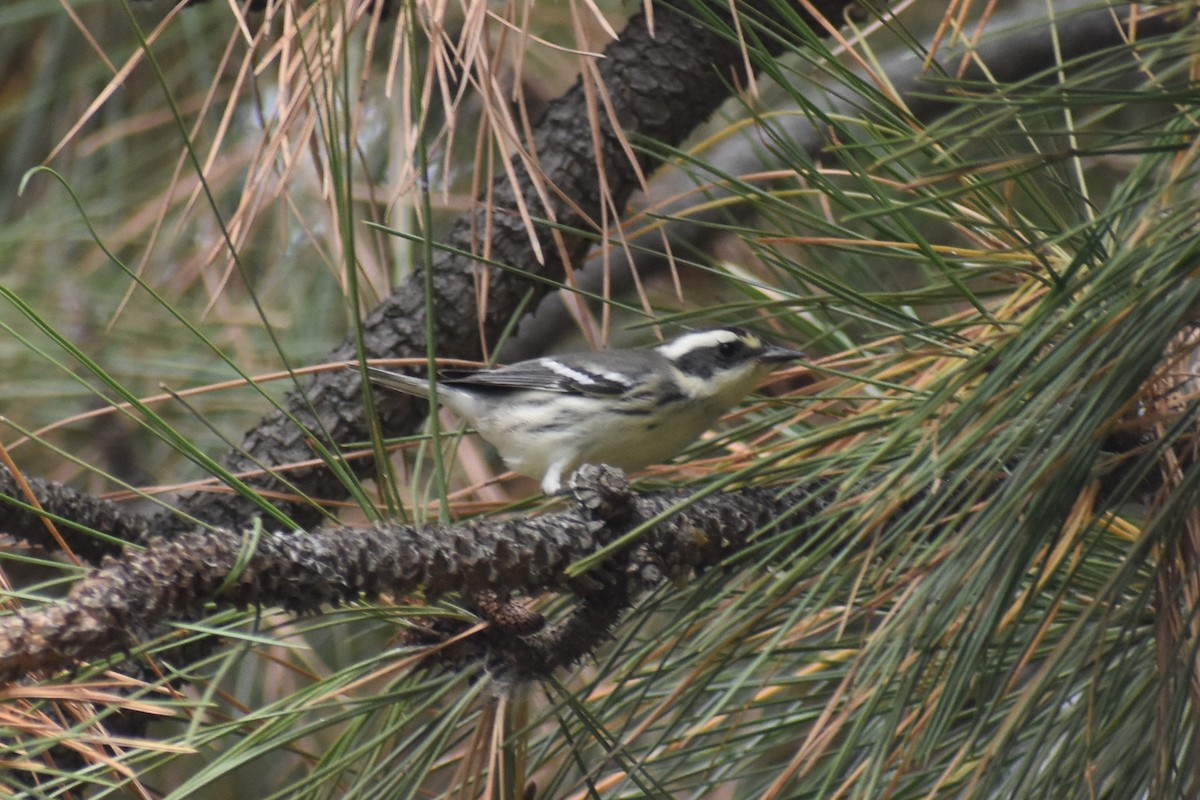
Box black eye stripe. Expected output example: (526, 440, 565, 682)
(675, 342, 750, 376)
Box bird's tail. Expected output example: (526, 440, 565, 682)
(362, 366, 433, 400)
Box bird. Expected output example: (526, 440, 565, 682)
(362, 327, 803, 494)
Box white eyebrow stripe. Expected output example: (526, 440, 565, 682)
(655, 330, 739, 361)
(539, 358, 598, 385)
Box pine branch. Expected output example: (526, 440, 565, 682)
(506, 2, 1183, 359)
(0, 467, 152, 562)
(0, 467, 826, 683)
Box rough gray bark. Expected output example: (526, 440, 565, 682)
(0, 467, 153, 560)
(0, 466, 827, 682)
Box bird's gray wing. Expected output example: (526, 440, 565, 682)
(441, 352, 658, 397)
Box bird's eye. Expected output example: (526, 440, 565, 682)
(717, 339, 742, 358)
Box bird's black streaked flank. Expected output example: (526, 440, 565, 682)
(363, 328, 803, 494)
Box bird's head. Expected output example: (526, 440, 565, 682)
(655, 327, 803, 400)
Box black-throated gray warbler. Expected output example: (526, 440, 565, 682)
(364, 327, 802, 494)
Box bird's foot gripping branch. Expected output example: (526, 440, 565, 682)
(0, 465, 814, 684)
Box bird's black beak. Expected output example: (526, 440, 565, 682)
(759, 344, 805, 364)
